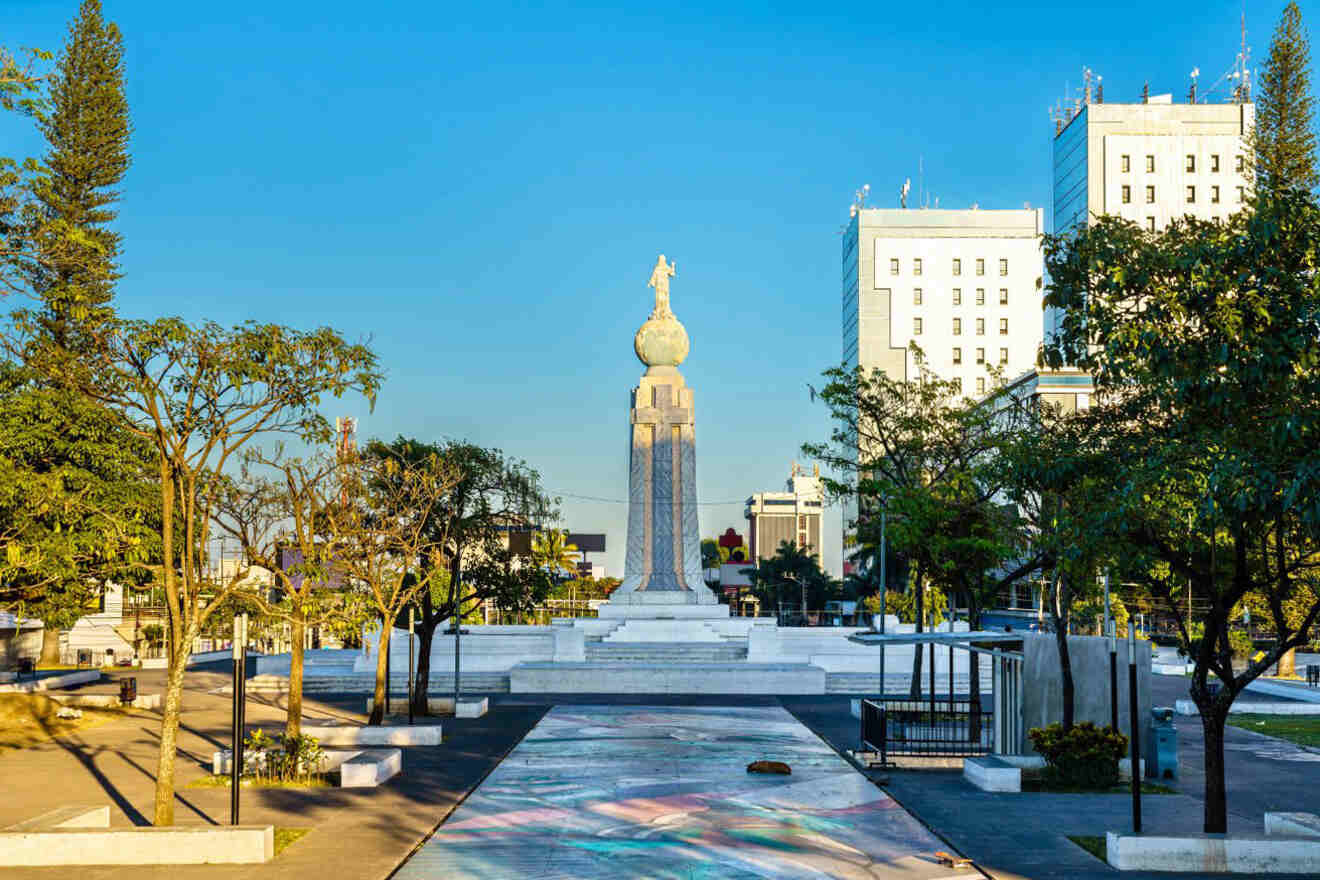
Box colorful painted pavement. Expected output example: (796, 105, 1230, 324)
(395, 705, 962, 879)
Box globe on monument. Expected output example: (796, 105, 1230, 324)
(634, 313, 690, 368)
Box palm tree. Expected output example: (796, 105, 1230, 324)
(533, 529, 580, 580)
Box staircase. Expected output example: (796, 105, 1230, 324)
(585, 641, 748, 663)
(298, 672, 511, 694)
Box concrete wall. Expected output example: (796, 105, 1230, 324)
(1021, 632, 1153, 759)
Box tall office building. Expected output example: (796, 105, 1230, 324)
(842, 209, 1045, 398)
(1049, 94, 1253, 338)
(745, 463, 824, 563)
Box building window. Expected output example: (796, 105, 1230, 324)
(1236, 155, 1244, 172)
(976, 317, 984, 335)
(952, 287, 962, 305)
(952, 258, 961, 276)
(1211, 154, 1220, 172)
(1146, 155, 1155, 172)
(913, 258, 922, 276)
(1237, 185, 1245, 202)
(999, 288, 1008, 305)
(1121, 154, 1130, 172)
(1188, 185, 1198, 203)
(913, 288, 923, 305)
(1186, 154, 1196, 172)
(1211, 185, 1220, 203)
(1147, 216, 1156, 231)
(999, 317, 1008, 335)
(975, 258, 985, 276)
(975, 347, 985, 364)
(976, 288, 986, 305)
(953, 318, 962, 336)
(1145, 185, 1155, 203)
(1122, 185, 1131, 204)
(999, 258, 1008, 276)
(999, 347, 1009, 364)
(889, 258, 899, 275)
(952, 347, 962, 364)
(976, 376, 986, 394)
(913, 317, 923, 335)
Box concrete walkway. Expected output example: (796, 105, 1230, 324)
(0, 669, 547, 880)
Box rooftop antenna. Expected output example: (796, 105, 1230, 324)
(1189, 67, 1200, 103)
(918, 156, 925, 209)
(1208, 7, 1252, 103)
(1083, 67, 1093, 105)
(1142, 81, 1150, 103)
(900, 178, 910, 209)
(1096, 75, 1104, 104)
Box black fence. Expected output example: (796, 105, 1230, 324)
(860, 698, 994, 760)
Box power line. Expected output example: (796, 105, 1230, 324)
(549, 490, 749, 506)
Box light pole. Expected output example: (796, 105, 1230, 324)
(875, 492, 889, 699)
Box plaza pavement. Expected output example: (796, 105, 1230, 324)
(3, 672, 1320, 878)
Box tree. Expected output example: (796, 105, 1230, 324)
(363, 438, 553, 716)
(700, 538, 720, 570)
(1253, 2, 1317, 193)
(746, 540, 836, 622)
(211, 449, 368, 739)
(0, 44, 50, 298)
(0, 362, 158, 664)
(11, 315, 381, 825)
(532, 528, 579, 579)
(1041, 192, 1320, 833)
(330, 446, 459, 725)
(25, 0, 129, 352)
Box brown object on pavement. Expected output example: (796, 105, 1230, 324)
(935, 850, 972, 868)
(746, 760, 791, 775)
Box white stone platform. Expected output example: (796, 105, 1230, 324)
(1105, 830, 1320, 873)
(509, 661, 826, 694)
(300, 723, 441, 746)
(963, 756, 1021, 792)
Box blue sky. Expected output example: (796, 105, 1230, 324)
(0, 0, 1308, 576)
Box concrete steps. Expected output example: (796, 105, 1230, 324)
(584, 642, 747, 663)
(298, 673, 511, 694)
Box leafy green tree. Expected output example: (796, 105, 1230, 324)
(533, 528, 579, 579)
(0, 45, 50, 297)
(1041, 192, 1320, 833)
(363, 438, 554, 716)
(26, 0, 129, 352)
(1253, 2, 1317, 193)
(746, 540, 836, 621)
(700, 538, 720, 570)
(0, 363, 158, 663)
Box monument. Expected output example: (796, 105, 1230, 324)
(599, 255, 726, 619)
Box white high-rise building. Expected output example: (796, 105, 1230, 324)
(1048, 95, 1253, 339)
(841, 208, 1045, 398)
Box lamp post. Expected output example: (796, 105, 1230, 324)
(407, 607, 415, 726)
(876, 492, 888, 699)
(230, 612, 247, 826)
(1108, 619, 1118, 730)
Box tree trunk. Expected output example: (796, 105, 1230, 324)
(152, 634, 190, 826)
(368, 623, 391, 726)
(412, 591, 437, 716)
(909, 577, 925, 700)
(286, 614, 305, 740)
(1277, 647, 1296, 678)
(39, 625, 62, 667)
(1200, 703, 1230, 833)
(1054, 617, 1075, 730)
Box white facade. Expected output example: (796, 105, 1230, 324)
(745, 463, 825, 562)
(1049, 97, 1253, 339)
(843, 209, 1045, 398)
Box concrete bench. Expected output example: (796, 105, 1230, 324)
(1106, 830, 1320, 873)
(300, 722, 441, 746)
(0, 805, 272, 865)
(211, 747, 365, 777)
(339, 749, 402, 787)
(963, 756, 1021, 792)
(366, 696, 488, 718)
(1266, 812, 1320, 838)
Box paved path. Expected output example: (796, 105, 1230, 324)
(395, 704, 963, 880)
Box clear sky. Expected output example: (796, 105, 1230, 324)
(1, 0, 1309, 577)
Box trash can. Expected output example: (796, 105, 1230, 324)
(1149, 706, 1178, 780)
(119, 677, 137, 706)
(1307, 664, 1319, 688)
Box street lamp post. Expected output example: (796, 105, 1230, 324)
(877, 493, 888, 699)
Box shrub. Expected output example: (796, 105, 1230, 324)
(1028, 722, 1128, 789)
(242, 730, 325, 784)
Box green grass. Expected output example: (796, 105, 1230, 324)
(1227, 714, 1320, 748)
(188, 775, 331, 789)
(1021, 770, 1177, 794)
(274, 827, 311, 856)
(1068, 835, 1107, 863)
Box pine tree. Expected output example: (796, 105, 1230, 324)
(28, 0, 130, 351)
(1253, 2, 1317, 193)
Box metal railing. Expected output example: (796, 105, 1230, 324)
(860, 698, 993, 760)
